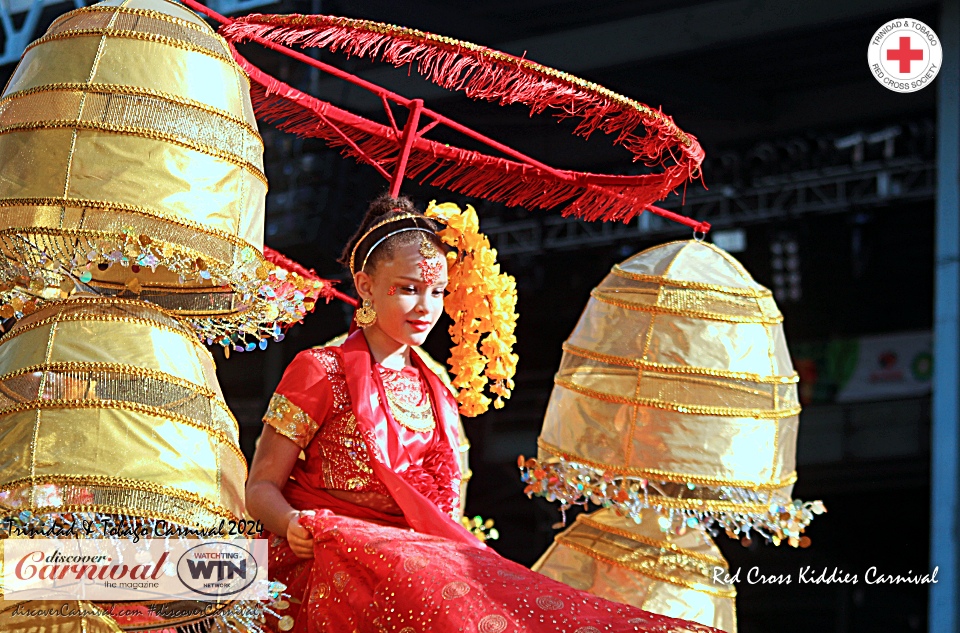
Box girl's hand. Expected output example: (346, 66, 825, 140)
(286, 511, 315, 559)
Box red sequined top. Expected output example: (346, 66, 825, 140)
(263, 347, 461, 516)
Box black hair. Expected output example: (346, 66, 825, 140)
(337, 193, 446, 281)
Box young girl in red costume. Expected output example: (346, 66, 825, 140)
(246, 195, 718, 633)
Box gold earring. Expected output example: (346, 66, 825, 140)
(355, 299, 377, 328)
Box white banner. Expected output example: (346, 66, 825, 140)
(835, 331, 933, 403)
(3, 538, 270, 601)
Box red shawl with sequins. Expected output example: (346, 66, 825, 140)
(337, 330, 479, 545)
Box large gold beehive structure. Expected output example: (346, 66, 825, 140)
(0, 297, 245, 526)
(0, 0, 314, 346)
(0, 2, 297, 630)
(522, 240, 823, 544)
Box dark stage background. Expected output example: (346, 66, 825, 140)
(1, 1, 942, 631)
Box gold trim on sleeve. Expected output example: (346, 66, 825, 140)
(264, 393, 320, 449)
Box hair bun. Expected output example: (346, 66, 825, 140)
(366, 193, 417, 220)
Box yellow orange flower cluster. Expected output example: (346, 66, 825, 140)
(424, 201, 519, 417)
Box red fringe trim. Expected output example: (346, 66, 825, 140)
(220, 16, 703, 173)
(235, 49, 686, 222)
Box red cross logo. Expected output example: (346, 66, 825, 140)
(887, 36, 924, 73)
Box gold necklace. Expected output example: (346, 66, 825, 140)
(384, 387, 436, 432)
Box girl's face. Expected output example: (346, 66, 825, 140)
(355, 239, 448, 348)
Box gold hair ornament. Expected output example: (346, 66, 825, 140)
(424, 201, 518, 417)
(349, 212, 424, 275)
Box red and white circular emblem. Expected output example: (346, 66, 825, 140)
(868, 18, 942, 93)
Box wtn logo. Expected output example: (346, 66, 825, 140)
(176, 542, 260, 597)
(185, 559, 247, 581)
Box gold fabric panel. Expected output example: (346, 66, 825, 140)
(70, 129, 264, 216)
(0, 411, 32, 482)
(0, 306, 214, 388)
(534, 509, 737, 632)
(2, 37, 102, 97)
(30, 408, 222, 493)
(91, 37, 252, 120)
(6, 34, 250, 118)
(0, 407, 243, 514)
(0, 128, 267, 248)
(0, 128, 73, 198)
(540, 388, 791, 485)
(0, 87, 264, 173)
(555, 357, 799, 414)
(219, 440, 247, 519)
(644, 319, 793, 377)
(44, 6, 233, 60)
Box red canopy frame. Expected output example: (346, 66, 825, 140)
(181, 0, 710, 232)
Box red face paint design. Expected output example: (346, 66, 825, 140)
(418, 258, 444, 286)
(387, 285, 397, 295)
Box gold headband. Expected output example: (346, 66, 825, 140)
(348, 212, 437, 276)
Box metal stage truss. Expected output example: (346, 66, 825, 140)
(483, 154, 935, 256)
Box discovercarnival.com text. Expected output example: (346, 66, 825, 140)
(9, 602, 266, 619)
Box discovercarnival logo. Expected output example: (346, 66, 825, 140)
(2, 539, 269, 601)
(868, 18, 942, 93)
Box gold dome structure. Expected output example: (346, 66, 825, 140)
(521, 240, 823, 544)
(0, 0, 316, 348)
(0, 296, 245, 528)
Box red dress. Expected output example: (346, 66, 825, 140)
(262, 331, 719, 633)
